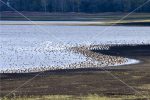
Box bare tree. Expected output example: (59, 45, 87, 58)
(77, 0, 80, 12)
(61, 0, 64, 12)
(41, 0, 47, 13)
(6, 0, 10, 6)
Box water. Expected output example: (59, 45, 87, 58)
(0, 21, 150, 73)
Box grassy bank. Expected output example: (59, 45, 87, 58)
(2, 94, 150, 100)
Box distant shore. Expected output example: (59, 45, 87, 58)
(0, 12, 150, 26)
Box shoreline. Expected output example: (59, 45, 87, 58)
(1, 56, 150, 97)
(0, 20, 150, 26)
(1, 12, 150, 26)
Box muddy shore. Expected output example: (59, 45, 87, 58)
(0, 44, 150, 99)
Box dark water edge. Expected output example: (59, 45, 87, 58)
(0, 68, 131, 79)
(91, 44, 150, 58)
(117, 22, 150, 26)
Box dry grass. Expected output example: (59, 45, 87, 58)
(2, 94, 150, 100)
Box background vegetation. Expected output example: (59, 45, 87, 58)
(0, 0, 150, 13)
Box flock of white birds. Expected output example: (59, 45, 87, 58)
(0, 21, 150, 73)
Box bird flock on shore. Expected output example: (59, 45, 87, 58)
(0, 41, 142, 73)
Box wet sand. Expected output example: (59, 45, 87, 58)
(0, 45, 150, 99)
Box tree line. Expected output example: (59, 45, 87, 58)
(0, 0, 150, 13)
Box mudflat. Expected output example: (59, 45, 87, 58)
(0, 45, 150, 99)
